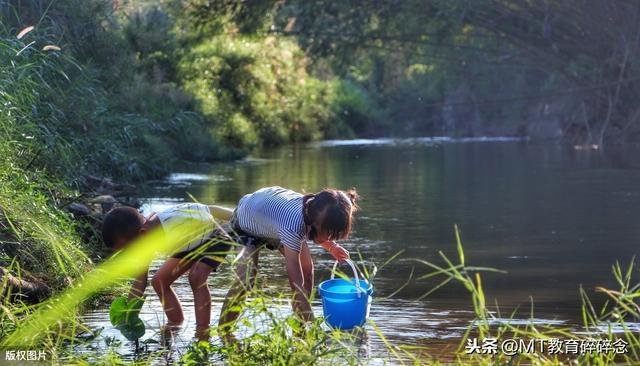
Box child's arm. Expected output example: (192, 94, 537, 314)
(128, 268, 149, 300)
(283, 247, 314, 322)
(319, 241, 350, 261)
(299, 243, 314, 298)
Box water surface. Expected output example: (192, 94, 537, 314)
(82, 139, 640, 363)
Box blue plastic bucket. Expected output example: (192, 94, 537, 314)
(319, 260, 373, 330)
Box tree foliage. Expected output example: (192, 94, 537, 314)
(274, 0, 640, 143)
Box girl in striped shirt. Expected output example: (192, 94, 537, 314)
(219, 186, 358, 338)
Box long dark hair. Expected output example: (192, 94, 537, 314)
(302, 188, 359, 241)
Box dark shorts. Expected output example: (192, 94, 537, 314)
(169, 216, 281, 269)
(229, 210, 282, 251)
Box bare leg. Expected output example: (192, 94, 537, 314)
(218, 244, 260, 341)
(152, 258, 193, 325)
(283, 246, 314, 323)
(189, 261, 214, 341)
(300, 243, 315, 336)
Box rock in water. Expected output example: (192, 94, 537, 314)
(90, 195, 119, 213)
(66, 202, 93, 217)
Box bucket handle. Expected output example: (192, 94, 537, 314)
(331, 259, 363, 296)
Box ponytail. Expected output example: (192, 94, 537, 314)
(344, 187, 359, 212)
(302, 193, 316, 225)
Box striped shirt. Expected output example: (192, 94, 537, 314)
(235, 186, 307, 252)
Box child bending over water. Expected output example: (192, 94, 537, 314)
(219, 186, 357, 339)
(102, 203, 240, 340)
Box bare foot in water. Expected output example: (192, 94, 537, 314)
(160, 323, 182, 348)
(195, 325, 211, 341)
(221, 332, 241, 349)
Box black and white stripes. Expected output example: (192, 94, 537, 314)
(235, 186, 306, 252)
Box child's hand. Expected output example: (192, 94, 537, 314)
(328, 243, 350, 262)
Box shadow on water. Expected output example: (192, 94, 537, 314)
(79, 138, 640, 362)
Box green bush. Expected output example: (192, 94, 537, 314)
(327, 79, 385, 138)
(178, 34, 383, 150)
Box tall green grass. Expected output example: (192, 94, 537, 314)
(0, 28, 94, 290)
(0, 0, 228, 302)
(0, 0, 228, 181)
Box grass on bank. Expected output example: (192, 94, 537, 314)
(0, 29, 97, 296)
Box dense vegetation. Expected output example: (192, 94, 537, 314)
(0, 0, 201, 298)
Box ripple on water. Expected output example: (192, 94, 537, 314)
(574, 321, 640, 335)
(481, 317, 568, 327)
(78, 262, 580, 364)
(314, 136, 527, 147)
(78, 264, 478, 363)
(166, 173, 231, 183)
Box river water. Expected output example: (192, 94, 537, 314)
(80, 138, 640, 363)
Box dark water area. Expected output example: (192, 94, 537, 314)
(81, 138, 640, 363)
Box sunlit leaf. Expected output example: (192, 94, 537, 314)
(116, 317, 145, 342)
(108, 296, 127, 326)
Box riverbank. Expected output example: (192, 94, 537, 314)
(0, 5, 212, 342)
